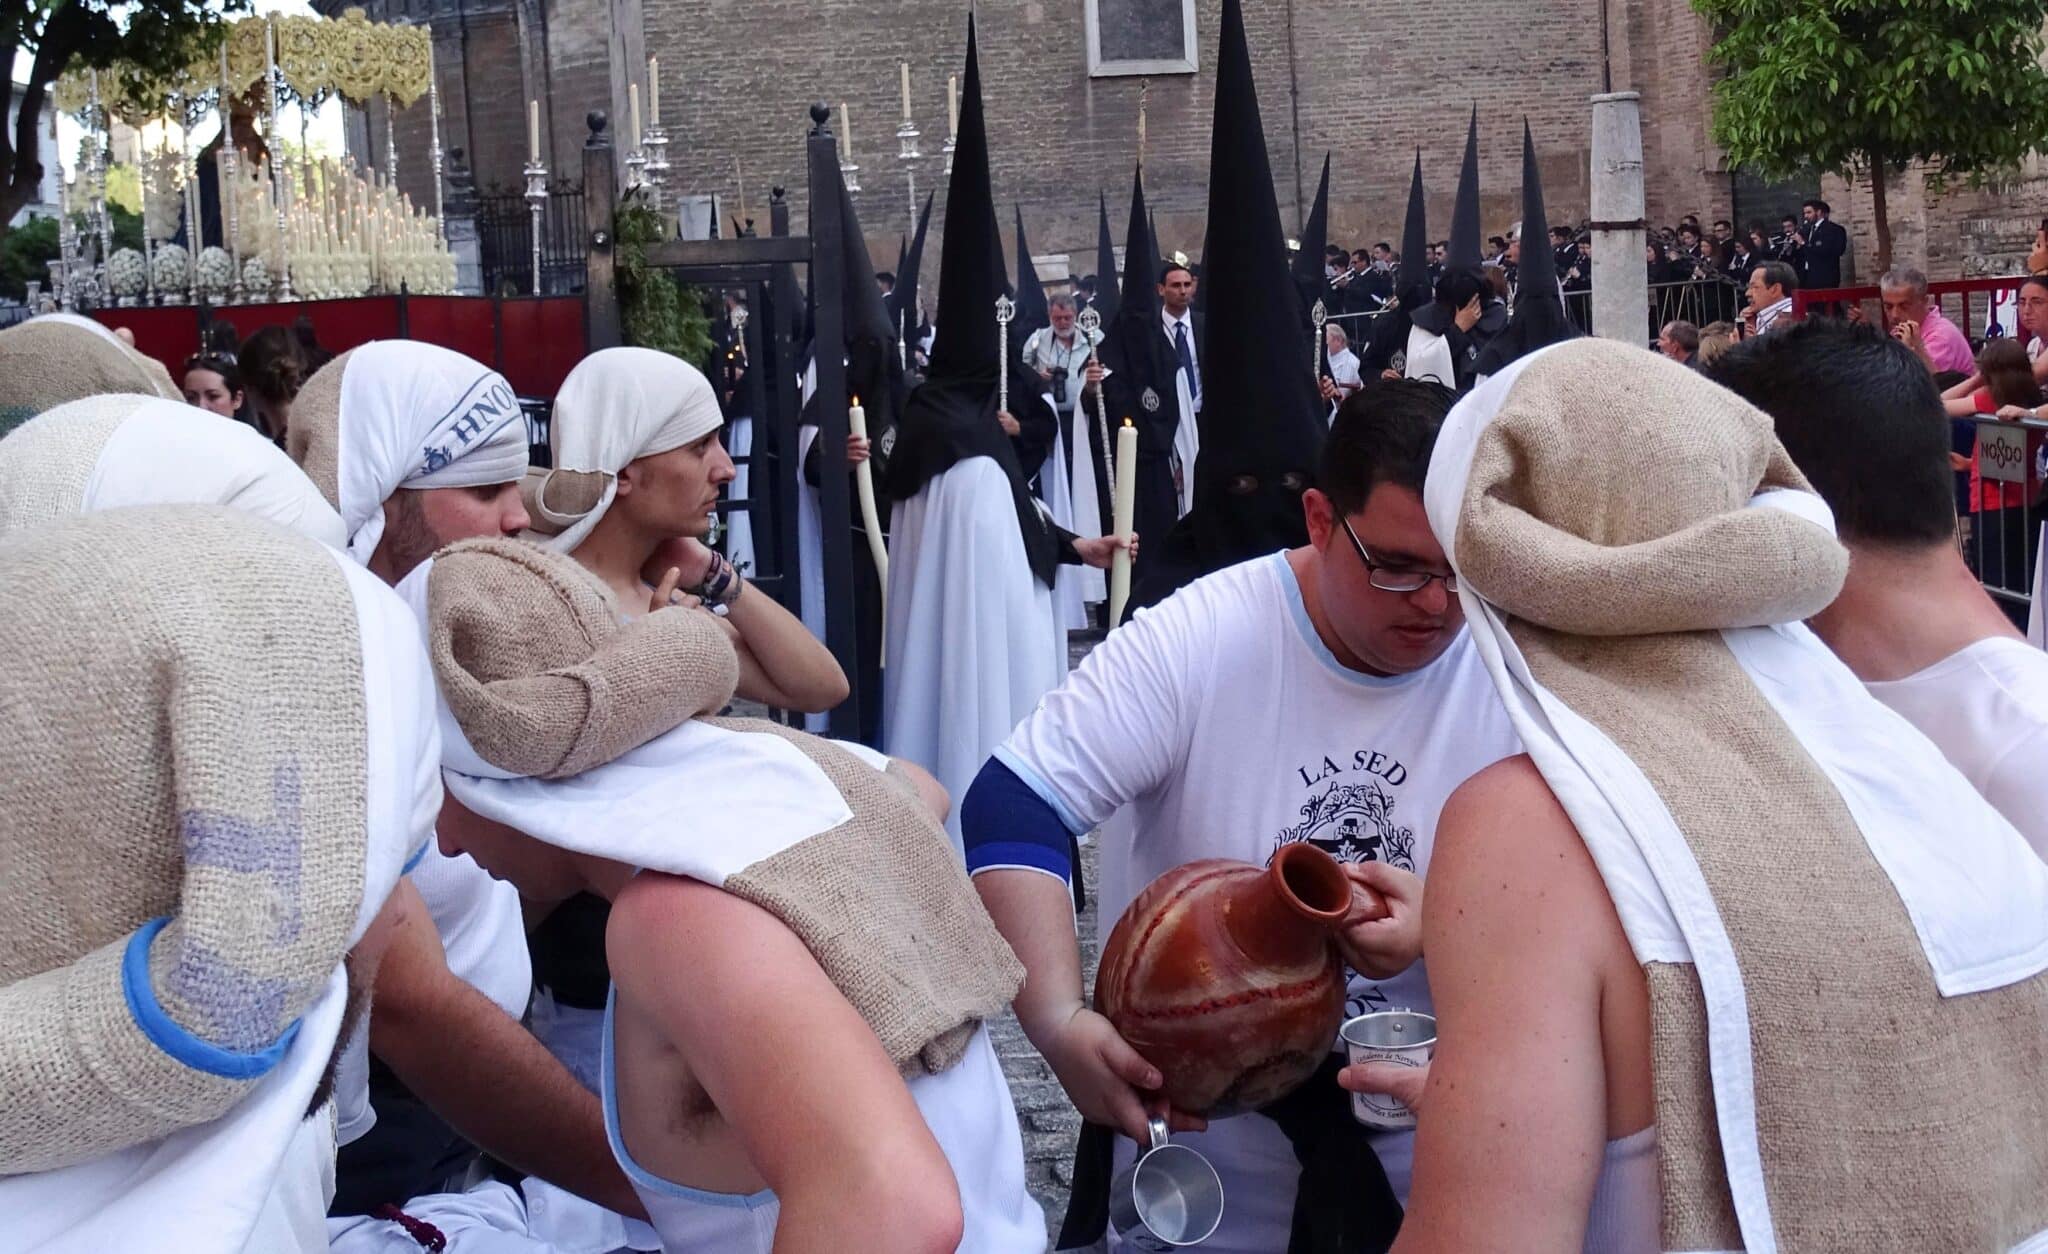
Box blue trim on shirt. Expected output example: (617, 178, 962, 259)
(121, 917, 299, 1080)
(991, 745, 1089, 835)
(401, 837, 431, 875)
(967, 840, 1073, 881)
(1276, 552, 1424, 688)
(601, 987, 778, 1210)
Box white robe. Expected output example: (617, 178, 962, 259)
(883, 456, 1066, 853)
(1037, 390, 1089, 632)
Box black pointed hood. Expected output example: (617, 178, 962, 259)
(1091, 193, 1120, 325)
(1123, 0, 1323, 616)
(1292, 152, 1331, 314)
(892, 191, 935, 336)
(1449, 109, 1482, 271)
(923, 20, 1006, 383)
(1012, 205, 1050, 341)
(833, 160, 905, 429)
(1117, 167, 1159, 322)
(1173, 0, 1322, 577)
(1475, 118, 1581, 378)
(1397, 150, 1430, 306)
(882, 16, 1059, 587)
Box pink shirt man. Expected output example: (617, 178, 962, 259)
(1920, 304, 1976, 375)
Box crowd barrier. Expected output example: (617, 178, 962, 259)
(1963, 413, 2047, 628)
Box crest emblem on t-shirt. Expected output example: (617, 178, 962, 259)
(1278, 778, 1417, 871)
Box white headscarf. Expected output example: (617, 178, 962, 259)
(533, 347, 723, 552)
(0, 394, 346, 547)
(306, 341, 531, 565)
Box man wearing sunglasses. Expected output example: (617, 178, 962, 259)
(960, 379, 1519, 1253)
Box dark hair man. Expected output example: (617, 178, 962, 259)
(963, 379, 1519, 1253)
(1798, 198, 1848, 290)
(1658, 318, 1701, 365)
(1745, 260, 1799, 334)
(1709, 318, 2048, 857)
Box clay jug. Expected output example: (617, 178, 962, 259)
(1096, 841, 1351, 1117)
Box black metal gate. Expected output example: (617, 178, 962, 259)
(477, 180, 590, 298)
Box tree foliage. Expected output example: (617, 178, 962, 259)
(616, 191, 713, 370)
(1, 0, 248, 240)
(1694, 0, 2048, 268)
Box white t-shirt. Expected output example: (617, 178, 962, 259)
(1865, 636, 2048, 862)
(994, 552, 1519, 1251)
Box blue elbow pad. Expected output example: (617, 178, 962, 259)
(962, 757, 1076, 887)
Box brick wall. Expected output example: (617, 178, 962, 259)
(360, 0, 2039, 298)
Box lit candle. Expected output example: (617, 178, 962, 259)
(947, 75, 959, 138)
(848, 397, 889, 660)
(900, 62, 912, 122)
(648, 56, 660, 122)
(1108, 418, 1138, 627)
(528, 100, 539, 164)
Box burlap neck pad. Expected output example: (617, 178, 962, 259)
(0, 393, 346, 546)
(1430, 341, 2048, 1252)
(426, 538, 1023, 1074)
(0, 316, 179, 435)
(0, 506, 377, 1172)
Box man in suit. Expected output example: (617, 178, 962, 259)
(1797, 199, 1849, 291)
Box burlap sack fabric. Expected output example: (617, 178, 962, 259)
(1454, 341, 2048, 1251)
(0, 317, 179, 434)
(287, 346, 351, 506)
(428, 534, 740, 777)
(427, 537, 1023, 1075)
(0, 392, 130, 535)
(0, 506, 370, 1173)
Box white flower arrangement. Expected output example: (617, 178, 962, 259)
(152, 244, 191, 296)
(241, 255, 270, 295)
(196, 246, 234, 299)
(107, 248, 148, 298)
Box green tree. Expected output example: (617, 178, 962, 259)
(2, 0, 248, 244)
(1694, 0, 2048, 271)
(615, 191, 714, 370)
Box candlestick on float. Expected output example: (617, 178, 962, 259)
(429, 71, 445, 230)
(848, 396, 889, 668)
(523, 151, 548, 296)
(264, 15, 292, 300)
(222, 45, 244, 302)
(1108, 417, 1138, 627)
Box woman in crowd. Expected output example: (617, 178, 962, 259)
(238, 323, 309, 444)
(180, 350, 244, 418)
(1946, 338, 2046, 615)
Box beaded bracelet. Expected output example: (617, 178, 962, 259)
(693, 552, 743, 608)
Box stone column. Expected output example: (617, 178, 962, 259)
(1589, 91, 1648, 345)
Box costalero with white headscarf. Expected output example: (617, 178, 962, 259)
(526, 346, 724, 553)
(1424, 338, 2048, 1253)
(287, 340, 530, 565)
(0, 393, 345, 546)
(0, 505, 439, 1253)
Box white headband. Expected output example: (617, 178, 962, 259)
(536, 347, 724, 553)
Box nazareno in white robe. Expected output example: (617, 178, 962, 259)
(884, 454, 1067, 854)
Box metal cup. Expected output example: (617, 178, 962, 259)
(1108, 1115, 1225, 1250)
(1340, 1010, 1437, 1131)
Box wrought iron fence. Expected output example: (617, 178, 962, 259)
(477, 180, 589, 298)
(1317, 274, 1746, 348)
